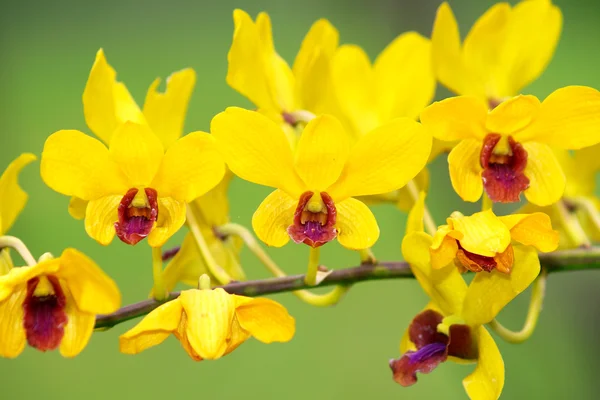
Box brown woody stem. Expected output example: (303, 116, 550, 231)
(95, 246, 600, 330)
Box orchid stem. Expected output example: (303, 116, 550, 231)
(305, 247, 321, 286)
(216, 223, 348, 307)
(0, 235, 37, 266)
(482, 194, 493, 212)
(553, 200, 591, 248)
(487, 269, 547, 344)
(406, 180, 437, 236)
(570, 197, 600, 235)
(151, 246, 167, 301)
(186, 205, 231, 285)
(359, 248, 377, 264)
(96, 247, 600, 329)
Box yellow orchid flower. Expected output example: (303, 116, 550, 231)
(69, 49, 196, 219)
(159, 174, 246, 292)
(211, 108, 431, 250)
(120, 287, 295, 360)
(430, 209, 558, 275)
(41, 121, 225, 246)
(420, 87, 600, 205)
(432, 0, 562, 105)
(0, 248, 121, 358)
(227, 9, 339, 141)
(519, 146, 600, 248)
(330, 33, 434, 136)
(391, 226, 540, 399)
(0, 153, 36, 237)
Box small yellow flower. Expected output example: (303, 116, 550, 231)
(430, 209, 558, 274)
(0, 249, 121, 358)
(41, 121, 225, 247)
(0, 153, 37, 236)
(432, 0, 562, 105)
(159, 173, 246, 292)
(120, 287, 295, 360)
(420, 87, 600, 205)
(211, 108, 431, 250)
(227, 9, 338, 142)
(390, 224, 539, 399)
(67, 48, 196, 219)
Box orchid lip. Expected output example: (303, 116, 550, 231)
(115, 188, 159, 245)
(480, 134, 530, 203)
(287, 191, 337, 247)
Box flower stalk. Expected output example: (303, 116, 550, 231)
(0, 235, 37, 266)
(95, 246, 600, 330)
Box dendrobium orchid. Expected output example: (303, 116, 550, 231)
(211, 108, 431, 250)
(120, 285, 295, 360)
(420, 87, 600, 205)
(67, 49, 197, 220)
(227, 9, 339, 143)
(0, 249, 121, 358)
(432, 0, 562, 106)
(430, 209, 558, 274)
(389, 200, 543, 399)
(41, 121, 225, 247)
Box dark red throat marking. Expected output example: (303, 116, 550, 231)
(115, 188, 159, 245)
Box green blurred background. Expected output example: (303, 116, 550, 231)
(2, 0, 600, 398)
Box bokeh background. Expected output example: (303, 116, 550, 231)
(2, 0, 600, 398)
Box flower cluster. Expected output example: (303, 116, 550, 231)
(1, 1, 600, 399)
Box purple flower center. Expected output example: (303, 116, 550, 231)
(115, 188, 159, 245)
(287, 191, 337, 247)
(406, 342, 447, 365)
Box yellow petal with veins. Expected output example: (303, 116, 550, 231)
(0, 153, 36, 235)
(485, 95, 541, 135)
(294, 115, 350, 190)
(292, 19, 339, 113)
(151, 131, 225, 203)
(499, 213, 559, 252)
(59, 284, 96, 358)
(109, 121, 164, 188)
(251, 189, 296, 248)
(0, 287, 27, 358)
(147, 197, 187, 248)
(143, 68, 196, 149)
(462, 245, 540, 326)
(501, 0, 562, 97)
(119, 298, 183, 355)
(431, 3, 475, 97)
(402, 232, 467, 316)
(55, 248, 121, 315)
(211, 107, 304, 197)
(335, 197, 379, 250)
(82, 49, 145, 144)
(328, 118, 431, 200)
(462, 3, 510, 99)
(448, 139, 484, 202)
(449, 210, 511, 257)
(522, 142, 566, 207)
(420, 97, 488, 141)
(180, 288, 235, 360)
(463, 327, 504, 400)
(515, 86, 600, 149)
(375, 32, 435, 121)
(84, 195, 121, 246)
(41, 130, 129, 200)
(234, 296, 295, 343)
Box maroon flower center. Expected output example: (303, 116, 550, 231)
(287, 191, 337, 248)
(389, 309, 477, 387)
(455, 243, 497, 273)
(480, 134, 530, 203)
(23, 276, 68, 352)
(115, 188, 159, 245)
